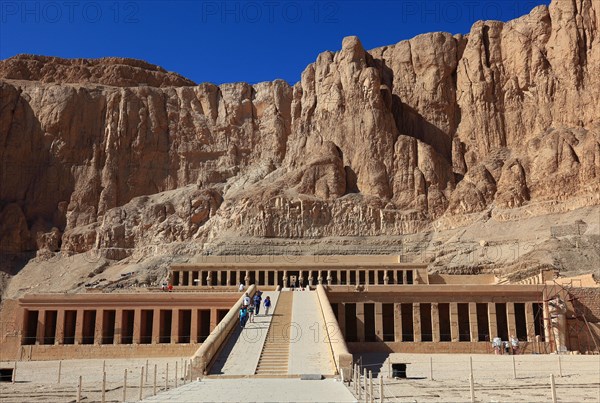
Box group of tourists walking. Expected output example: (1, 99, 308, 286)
(238, 287, 271, 328)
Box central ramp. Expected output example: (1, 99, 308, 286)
(288, 290, 336, 375)
(255, 291, 294, 375)
(209, 289, 338, 378)
(209, 291, 279, 376)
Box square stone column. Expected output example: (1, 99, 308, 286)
(338, 303, 346, 338)
(55, 309, 65, 345)
(375, 303, 383, 341)
(525, 302, 536, 341)
(346, 270, 351, 285)
(74, 309, 84, 345)
(392, 270, 398, 284)
(152, 309, 161, 344)
(210, 309, 218, 332)
(469, 303, 479, 342)
(171, 309, 180, 344)
(488, 303, 498, 340)
(394, 303, 403, 342)
(506, 302, 517, 338)
(190, 309, 199, 344)
(431, 303, 440, 342)
(356, 302, 365, 342)
(35, 309, 46, 345)
(133, 308, 142, 344)
(402, 271, 408, 285)
(94, 309, 103, 345)
(450, 303, 459, 342)
(542, 289, 551, 342)
(114, 309, 123, 344)
(413, 303, 422, 342)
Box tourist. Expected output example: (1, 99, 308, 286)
(243, 292, 250, 307)
(510, 335, 519, 355)
(264, 296, 272, 315)
(503, 340, 511, 355)
(492, 336, 502, 355)
(239, 306, 249, 328)
(248, 303, 255, 323)
(253, 292, 262, 315)
(239, 283, 245, 292)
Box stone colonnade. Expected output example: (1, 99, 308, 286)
(171, 267, 420, 287)
(19, 296, 236, 347)
(333, 301, 545, 343)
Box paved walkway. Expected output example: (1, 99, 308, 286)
(210, 291, 280, 375)
(288, 291, 336, 375)
(142, 378, 357, 402)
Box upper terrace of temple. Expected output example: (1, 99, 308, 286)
(168, 255, 554, 288)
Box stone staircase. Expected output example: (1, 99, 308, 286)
(255, 292, 293, 375)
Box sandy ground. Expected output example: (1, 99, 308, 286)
(1, 354, 598, 402)
(353, 353, 600, 403)
(0, 357, 191, 402)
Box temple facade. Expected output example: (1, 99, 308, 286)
(4, 256, 598, 362)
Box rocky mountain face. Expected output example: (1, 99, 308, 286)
(1, 0, 599, 292)
(0, 55, 196, 87)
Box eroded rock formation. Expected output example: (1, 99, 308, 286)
(0, 0, 598, 284)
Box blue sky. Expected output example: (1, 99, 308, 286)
(1, 0, 550, 85)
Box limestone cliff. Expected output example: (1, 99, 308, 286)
(1, 0, 599, 293)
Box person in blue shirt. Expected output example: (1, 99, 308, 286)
(239, 306, 249, 328)
(253, 292, 262, 315)
(264, 296, 272, 316)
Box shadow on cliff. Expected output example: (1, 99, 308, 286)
(373, 59, 454, 163)
(392, 96, 453, 162)
(1, 90, 74, 256)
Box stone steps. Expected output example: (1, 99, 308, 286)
(255, 292, 293, 375)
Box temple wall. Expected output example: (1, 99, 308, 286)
(17, 343, 199, 361)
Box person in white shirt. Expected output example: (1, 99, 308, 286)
(510, 335, 519, 355)
(492, 336, 502, 355)
(238, 283, 245, 292)
(243, 293, 250, 307)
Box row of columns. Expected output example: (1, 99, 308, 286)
(23, 307, 220, 346)
(340, 301, 540, 343)
(171, 269, 416, 287)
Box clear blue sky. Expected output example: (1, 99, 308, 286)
(1, 0, 550, 85)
